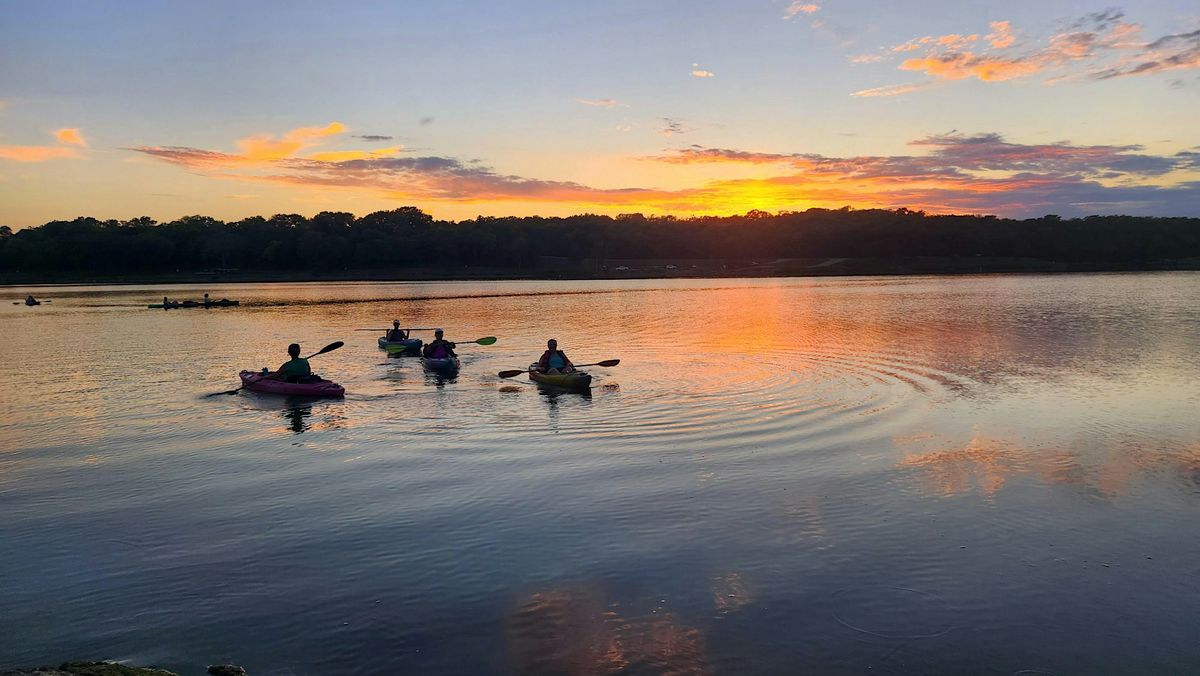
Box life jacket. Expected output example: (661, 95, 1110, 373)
(538, 350, 568, 369)
(427, 340, 450, 358)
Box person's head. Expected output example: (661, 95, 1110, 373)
(435, 329, 444, 339)
(393, 320, 400, 328)
(287, 343, 301, 358)
(547, 339, 558, 350)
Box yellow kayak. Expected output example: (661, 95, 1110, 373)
(528, 365, 592, 389)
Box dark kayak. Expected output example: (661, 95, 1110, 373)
(421, 356, 461, 373)
(148, 300, 240, 309)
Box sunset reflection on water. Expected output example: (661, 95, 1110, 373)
(1, 274, 1198, 674)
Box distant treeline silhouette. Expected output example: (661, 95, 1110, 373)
(2, 207, 1198, 276)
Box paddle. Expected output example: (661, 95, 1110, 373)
(207, 341, 345, 396)
(498, 359, 620, 379)
(355, 327, 441, 332)
(386, 336, 496, 353)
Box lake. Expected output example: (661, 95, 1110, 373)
(2, 274, 1199, 675)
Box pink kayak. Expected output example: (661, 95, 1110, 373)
(239, 370, 345, 398)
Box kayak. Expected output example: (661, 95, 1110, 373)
(148, 300, 239, 309)
(421, 356, 461, 373)
(24, 300, 40, 306)
(528, 364, 592, 389)
(238, 370, 345, 397)
(379, 336, 423, 355)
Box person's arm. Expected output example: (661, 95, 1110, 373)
(562, 352, 573, 367)
(266, 362, 289, 380)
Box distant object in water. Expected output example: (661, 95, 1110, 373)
(148, 296, 239, 309)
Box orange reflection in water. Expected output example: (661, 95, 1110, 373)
(507, 586, 708, 675)
(898, 432, 1024, 499)
(898, 430, 1200, 500)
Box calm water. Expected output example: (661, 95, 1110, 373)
(2, 275, 1199, 675)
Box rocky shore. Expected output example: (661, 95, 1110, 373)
(1, 663, 246, 676)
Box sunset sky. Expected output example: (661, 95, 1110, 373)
(2, 0, 1198, 228)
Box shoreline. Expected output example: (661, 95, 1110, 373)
(3, 256, 1198, 287)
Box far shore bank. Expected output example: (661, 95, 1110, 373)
(3, 256, 1199, 287)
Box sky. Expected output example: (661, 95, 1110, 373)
(1, 0, 1198, 228)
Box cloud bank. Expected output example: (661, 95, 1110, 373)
(851, 9, 1200, 96)
(129, 123, 1200, 218)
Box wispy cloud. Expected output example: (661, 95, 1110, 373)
(658, 118, 688, 136)
(54, 128, 86, 146)
(784, 2, 820, 19)
(236, 121, 345, 161)
(355, 134, 394, 142)
(690, 63, 715, 78)
(0, 128, 86, 162)
(0, 146, 81, 162)
(986, 21, 1015, 49)
(576, 98, 627, 108)
(851, 81, 938, 97)
(308, 146, 405, 162)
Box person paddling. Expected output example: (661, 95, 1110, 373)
(268, 343, 313, 382)
(386, 320, 408, 342)
(423, 329, 457, 359)
(536, 339, 575, 374)
(25, 295, 38, 306)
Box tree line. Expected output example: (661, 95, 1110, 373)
(1, 207, 1198, 277)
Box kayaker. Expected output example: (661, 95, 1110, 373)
(268, 343, 313, 382)
(386, 320, 408, 341)
(536, 339, 575, 374)
(203, 293, 210, 307)
(423, 329, 457, 359)
(25, 295, 38, 305)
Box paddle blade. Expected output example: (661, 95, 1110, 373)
(474, 336, 497, 345)
(497, 369, 526, 379)
(312, 341, 344, 356)
(596, 359, 620, 367)
(206, 387, 242, 397)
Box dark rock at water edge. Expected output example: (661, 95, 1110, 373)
(1, 662, 178, 676)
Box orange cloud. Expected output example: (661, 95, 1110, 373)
(54, 128, 86, 146)
(690, 63, 715, 78)
(901, 52, 1041, 81)
(307, 146, 404, 162)
(235, 121, 346, 161)
(0, 145, 80, 162)
(986, 21, 1015, 49)
(784, 2, 820, 18)
(862, 11, 1194, 95)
